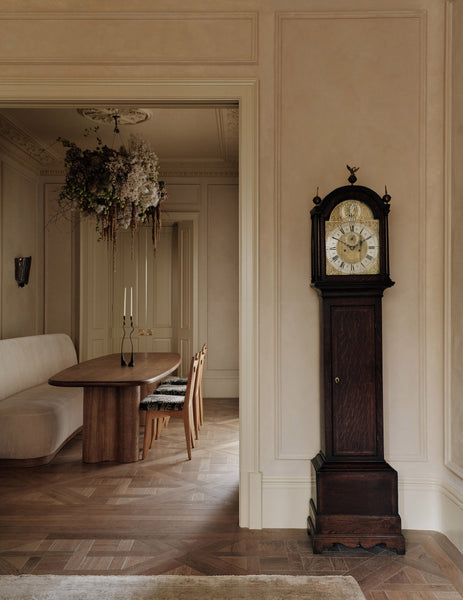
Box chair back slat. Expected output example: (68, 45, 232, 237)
(184, 353, 199, 410)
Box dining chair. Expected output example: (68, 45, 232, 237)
(199, 343, 207, 427)
(139, 353, 199, 460)
(152, 343, 207, 439)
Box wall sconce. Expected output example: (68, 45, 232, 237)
(15, 256, 31, 287)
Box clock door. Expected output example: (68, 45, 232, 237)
(328, 301, 381, 458)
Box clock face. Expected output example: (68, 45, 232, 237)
(325, 200, 380, 275)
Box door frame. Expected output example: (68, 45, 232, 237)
(0, 79, 261, 528)
(163, 213, 199, 374)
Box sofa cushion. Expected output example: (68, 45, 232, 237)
(0, 383, 83, 460)
(0, 334, 78, 402)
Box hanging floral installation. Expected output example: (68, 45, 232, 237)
(58, 127, 166, 254)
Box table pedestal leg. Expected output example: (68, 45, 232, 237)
(83, 386, 140, 463)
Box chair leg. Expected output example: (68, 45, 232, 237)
(155, 417, 167, 440)
(199, 388, 204, 426)
(193, 393, 200, 440)
(155, 417, 170, 440)
(189, 404, 196, 449)
(183, 417, 192, 460)
(150, 417, 158, 447)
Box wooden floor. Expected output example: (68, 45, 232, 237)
(1, 398, 463, 599)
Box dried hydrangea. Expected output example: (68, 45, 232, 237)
(58, 130, 166, 254)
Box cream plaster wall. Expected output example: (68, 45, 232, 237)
(446, 0, 463, 550)
(0, 155, 43, 339)
(44, 183, 79, 346)
(0, 0, 461, 549)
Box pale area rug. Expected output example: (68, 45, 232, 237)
(0, 575, 366, 600)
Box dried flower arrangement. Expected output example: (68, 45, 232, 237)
(58, 129, 166, 253)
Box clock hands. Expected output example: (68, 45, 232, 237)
(334, 237, 356, 250)
(334, 232, 361, 251)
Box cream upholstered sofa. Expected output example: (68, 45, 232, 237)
(0, 333, 83, 465)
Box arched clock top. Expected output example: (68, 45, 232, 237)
(311, 184, 391, 220)
(310, 180, 394, 292)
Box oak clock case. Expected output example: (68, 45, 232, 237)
(308, 182, 405, 555)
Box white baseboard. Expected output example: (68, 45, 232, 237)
(262, 476, 311, 528)
(259, 474, 463, 553)
(399, 476, 463, 552)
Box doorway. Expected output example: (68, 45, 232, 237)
(0, 79, 260, 528)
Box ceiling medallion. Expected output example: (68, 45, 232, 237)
(77, 108, 152, 126)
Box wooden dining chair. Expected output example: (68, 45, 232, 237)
(139, 353, 199, 460)
(152, 343, 207, 439)
(198, 343, 207, 427)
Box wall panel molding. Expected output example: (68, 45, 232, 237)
(444, 0, 463, 480)
(0, 157, 43, 338)
(0, 12, 258, 65)
(274, 9, 428, 462)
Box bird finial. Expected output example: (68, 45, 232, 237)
(346, 165, 359, 184)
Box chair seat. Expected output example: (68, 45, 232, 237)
(140, 394, 185, 411)
(153, 384, 187, 395)
(162, 376, 188, 385)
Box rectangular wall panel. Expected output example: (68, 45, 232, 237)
(0, 12, 257, 65)
(206, 184, 239, 386)
(1, 160, 42, 339)
(276, 12, 425, 460)
(44, 183, 76, 339)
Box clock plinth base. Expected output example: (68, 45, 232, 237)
(308, 452, 405, 554)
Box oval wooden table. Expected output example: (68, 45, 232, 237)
(49, 352, 181, 463)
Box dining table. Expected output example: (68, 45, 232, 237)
(49, 352, 181, 464)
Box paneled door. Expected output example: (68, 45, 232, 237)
(112, 224, 176, 355)
(80, 218, 196, 369)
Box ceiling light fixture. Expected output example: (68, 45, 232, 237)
(57, 108, 165, 257)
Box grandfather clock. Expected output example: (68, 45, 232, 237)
(308, 167, 405, 554)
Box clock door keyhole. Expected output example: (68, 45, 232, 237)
(334, 376, 340, 384)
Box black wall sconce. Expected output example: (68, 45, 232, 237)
(15, 256, 31, 287)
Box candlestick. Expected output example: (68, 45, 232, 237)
(120, 315, 128, 366)
(128, 314, 135, 367)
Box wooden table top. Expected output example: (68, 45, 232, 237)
(48, 352, 181, 387)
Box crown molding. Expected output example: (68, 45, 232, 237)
(160, 159, 238, 179)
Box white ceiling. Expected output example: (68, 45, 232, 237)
(0, 104, 239, 177)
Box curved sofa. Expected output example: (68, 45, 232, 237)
(0, 333, 83, 466)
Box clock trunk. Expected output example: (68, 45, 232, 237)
(309, 292, 404, 554)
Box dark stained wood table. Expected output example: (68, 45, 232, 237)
(49, 352, 181, 464)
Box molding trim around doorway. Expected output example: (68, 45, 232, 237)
(0, 78, 261, 528)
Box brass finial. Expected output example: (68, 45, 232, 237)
(313, 187, 322, 205)
(383, 185, 391, 203)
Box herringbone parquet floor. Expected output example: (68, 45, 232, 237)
(1, 398, 463, 599)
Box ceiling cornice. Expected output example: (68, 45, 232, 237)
(0, 112, 58, 173)
(0, 107, 239, 179)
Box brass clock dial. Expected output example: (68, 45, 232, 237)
(325, 200, 380, 275)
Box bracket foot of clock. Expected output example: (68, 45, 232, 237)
(308, 505, 405, 554)
(308, 453, 405, 554)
